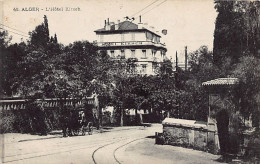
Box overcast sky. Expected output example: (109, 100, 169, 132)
(0, 0, 217, 63)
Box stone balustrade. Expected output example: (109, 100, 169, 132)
(0, 97, 95, 111)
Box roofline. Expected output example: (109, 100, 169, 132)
(97, 45, 167, 51)
(202, 78, 239, 86)
(94, 28, 162, 38)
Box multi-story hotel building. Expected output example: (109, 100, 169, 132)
(94, 18, 167, 75)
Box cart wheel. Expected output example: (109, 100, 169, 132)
(63, 127, 69, 137)
(82, 127, 86, 136)
(72, 129, 79, 136)
(88, 126, 93, 135)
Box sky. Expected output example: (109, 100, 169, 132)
(0, 0, 218, 63)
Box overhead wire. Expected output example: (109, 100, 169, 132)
(131, 0, 159, 17)
(0, 23, 28, 35)
(119, 0, 167, 31)
(117, 0, 162, 30)
(141, 0, 167, 16)
(0, 27, 29, 38)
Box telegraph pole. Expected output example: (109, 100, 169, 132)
(175, 51, 178, 70)
(185, 46, 187, 71)
(174, 51, 180, 118)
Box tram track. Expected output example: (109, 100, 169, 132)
(113, 138, 146, 164)
(92, 137, 147, 164)
(2, 125, 156, 164)
(91, 138, 130, 164)
(3, 127, 144, 163)
(4, 137, 131, 163)
(4, 136, 124, 158)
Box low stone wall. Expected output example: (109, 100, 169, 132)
(0, 97, 98, 134)
(160, 118, 219, 154)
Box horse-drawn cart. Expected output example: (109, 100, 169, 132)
(61, 107, 93, 137)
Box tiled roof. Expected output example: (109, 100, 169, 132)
(95, 21, 138, 32)
(118, 21, 138, 30)
(94, 21, 161, 37)
(202, 78, 238, 86)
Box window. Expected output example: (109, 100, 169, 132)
(130, 65, 136, 74)
(146, 32, 153, 41)
(131, 50, 135, 58)
(152, 50, 156, 57)
(121, 50, 125, 58)
(121, 34, 125, 42)
(110, 50, 115, 58)
(131, 33, 135, 41)
(142, 50, 146, 58)
(100, 35, 104, 42)
(152, 63, 157, 73)
(141, 64, 147, 74)
(162, 51, 165, 59)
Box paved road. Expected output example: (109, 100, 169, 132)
(1, 124, 223, 164)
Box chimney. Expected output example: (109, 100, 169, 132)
(104, 20, 106, 27)
(105, 18, 111, 30)
(115, 20, 120, 30)
(138, 15, 143, 29)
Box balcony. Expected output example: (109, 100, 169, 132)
(97, 41, 166, 49)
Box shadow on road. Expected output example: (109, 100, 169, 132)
(18, 136, 63, 142)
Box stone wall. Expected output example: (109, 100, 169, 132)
(0, 97, 98, 133)
(161, 118, 219, 154)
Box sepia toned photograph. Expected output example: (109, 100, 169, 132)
(0, 0, 260, 163)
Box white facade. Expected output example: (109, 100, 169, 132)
(95, 20, 167, 75)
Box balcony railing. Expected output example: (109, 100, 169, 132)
(97, 41, 166, 48)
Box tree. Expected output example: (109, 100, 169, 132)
(29, 15, 50, 49)
(213, 1, 260, 126)
(189, 46, 221, 83)
(232, 56, 260, 125)
(213, 1, 245, 65)
(159, 58, 173, 76)
(213, 1, 260, 66)
(0, 31, 27, 97)
(54, 33, 58, 44)
(17, 40, 101, 98)
(243, 1, 260, 58)
(173, 46, 222, 121)
(0, 30, 11, 96)
(0, 30, 11, 49)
